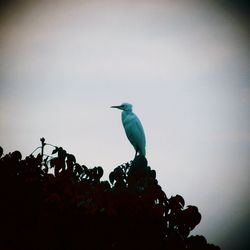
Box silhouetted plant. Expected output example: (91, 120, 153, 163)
(0, 139, 220, 250)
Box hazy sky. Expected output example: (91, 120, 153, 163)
(0, 1, 249, 249)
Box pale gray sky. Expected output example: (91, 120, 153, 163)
(0, 1, 249, 249)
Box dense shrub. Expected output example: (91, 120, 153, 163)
(0, 139, 220, 250)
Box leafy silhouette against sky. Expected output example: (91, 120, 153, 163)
(0, 139, 220, 250)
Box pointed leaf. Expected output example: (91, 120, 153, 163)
(52, 147, 58, 154)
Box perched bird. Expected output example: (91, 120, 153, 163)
(111, 103, 146, 158)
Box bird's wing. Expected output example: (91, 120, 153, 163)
(124, 113, 146, 155)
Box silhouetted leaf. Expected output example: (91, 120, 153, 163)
(52, 147, 58, 154)
(96, 166, 104, 179)
(50, 158, 56, 168)
(187, 235, 207, 248)
(11, 150, 22, 161)
(169, 195, 185, 211)
(67, 154, 76, 163)
(74, 163, 83, 175)
(176, 195, 185, 207)
(109, 172, 115, 184)
(57, 147, 67, 158)
(184, 206, 202, 229)
(150, 169, 156, 179)
(0, 146, 3, 158)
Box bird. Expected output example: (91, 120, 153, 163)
(111, 103, 146, 158)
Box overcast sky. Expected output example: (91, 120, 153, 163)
(0, 1, 249, 249)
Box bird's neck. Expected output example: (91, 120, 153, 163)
(121, 110, 132, 120)
(122, 110, 132, 115)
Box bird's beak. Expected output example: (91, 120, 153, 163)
(110, 105, 121, 109)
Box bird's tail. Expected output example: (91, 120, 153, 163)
(139, 147, 146, 156)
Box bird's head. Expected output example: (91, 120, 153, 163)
(111, 103, 133, 112)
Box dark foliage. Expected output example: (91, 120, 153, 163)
(0, 140, 220, 250)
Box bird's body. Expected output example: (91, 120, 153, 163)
(111, 103, 146, 157)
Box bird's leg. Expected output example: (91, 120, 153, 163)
(134, 150, 138, 159)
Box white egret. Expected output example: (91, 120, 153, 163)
(111, 103, 146, 158)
